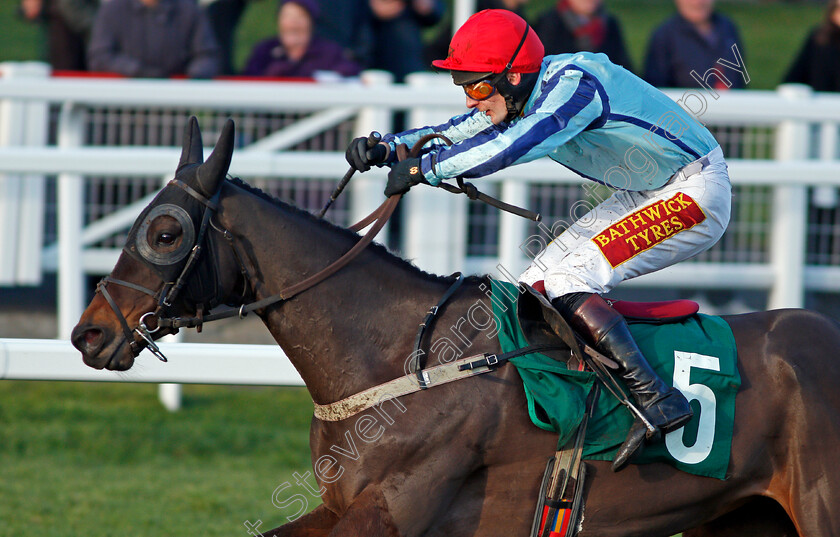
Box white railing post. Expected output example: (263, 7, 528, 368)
(0, 62, 49, 285)
(57, 103, 87, 338)
(350, 71, 393, 233)
(498, 179, 529, 277)
(769, 84, 811, 310)
(453, 0, 477, 32)
(403, 73, 466, 273)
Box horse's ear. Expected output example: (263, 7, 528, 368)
(195, 118, 234, 197)
(177, 116, 204, 170)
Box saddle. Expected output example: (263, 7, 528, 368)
(517, 281, 699, 370)
(517, 282, 699, 537)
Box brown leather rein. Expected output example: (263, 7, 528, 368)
(94, 141, 422, 362)
(95, 134, 537, 362)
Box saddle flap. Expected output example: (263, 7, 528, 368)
(517, 283, 583, 366)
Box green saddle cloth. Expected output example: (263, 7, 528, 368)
(491, 280, 740, 479)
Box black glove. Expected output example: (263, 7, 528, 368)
(345, 136, 388, 172)
(385, 158, 426, 197)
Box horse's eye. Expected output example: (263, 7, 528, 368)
(157, 232, 176, 246)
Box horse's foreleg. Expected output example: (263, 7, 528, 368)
(259, 504, 340, 537)
(325, 486, 403, 537)
(683, 497, 798, 537)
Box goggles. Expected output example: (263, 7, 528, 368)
(462, 79, 498, 101)
(458, 23, 531, 102)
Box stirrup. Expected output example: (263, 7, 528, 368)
(611, 404, 693, 472)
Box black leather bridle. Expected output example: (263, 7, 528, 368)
(95, 178, 223, 362)
(95, 177, 399, 363)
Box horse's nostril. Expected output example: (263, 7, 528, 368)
(84, 329, 101, 346)
(71, 325, 104, 354)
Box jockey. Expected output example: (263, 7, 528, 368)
(345, 9, 731, 471)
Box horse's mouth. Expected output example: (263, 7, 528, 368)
(82, 338, 136, 371)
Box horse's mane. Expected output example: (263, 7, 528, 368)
(226, 177, 467, 286)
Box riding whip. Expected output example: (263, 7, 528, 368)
(318, 131, 382, 218)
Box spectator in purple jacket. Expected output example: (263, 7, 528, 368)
(87, 0, 220, 78)
(242, 0, 361, 78)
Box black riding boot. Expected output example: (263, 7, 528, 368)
(553, 293, 693, 472)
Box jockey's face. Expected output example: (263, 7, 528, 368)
(465, 72, 521, 126)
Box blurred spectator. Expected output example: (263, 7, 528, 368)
(314, 0, 374, 68)
(87, 0, 220, 78)
(19, 0, 99, 71)
(532, 0, 633, 71)
(425, 0, 527, 67)
(369, 0, 444, 82)
(242, 0, 361, 78)
(783, 0, 840, 91)
(644, 0, 745, 89)
(201, 0, 258, 75)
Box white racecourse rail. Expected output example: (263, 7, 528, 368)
(2, 63, 840, 393)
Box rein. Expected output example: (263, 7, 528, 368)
(161, 194, 400, 331)
(96, 146, 407, 361)
(97, 133, 538, 362)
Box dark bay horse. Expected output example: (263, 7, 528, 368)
(71, 118, 840, 536)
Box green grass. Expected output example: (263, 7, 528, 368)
(0, 381, 316, 536)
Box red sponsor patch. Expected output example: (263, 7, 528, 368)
(592, 192, 706, 268)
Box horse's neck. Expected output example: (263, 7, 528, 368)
(218, 185, 446, 403)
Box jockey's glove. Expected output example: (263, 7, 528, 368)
(385, 157, 427, 197)
(345, 136, 389, 172)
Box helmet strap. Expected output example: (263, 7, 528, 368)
(489, 22, 538, 123)
(494, 22, 532, 81)
(497, 71, 540, 122)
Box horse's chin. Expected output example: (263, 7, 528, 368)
(83, 339, 136, 371)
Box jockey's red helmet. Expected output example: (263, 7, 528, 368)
(432, 9, 544, 83)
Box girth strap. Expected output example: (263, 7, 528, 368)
(313, 344, 564, 422)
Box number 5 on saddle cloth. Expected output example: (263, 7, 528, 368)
(490, 280, 740, 536)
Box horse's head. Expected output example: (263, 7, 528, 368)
(72, 117, 239, 370)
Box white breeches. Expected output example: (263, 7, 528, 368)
(519, 146, 731, 300)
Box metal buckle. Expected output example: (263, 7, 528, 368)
(417, 370, 431, 388)
(135, 312, 168, 362)
(486, 354, 499, 366)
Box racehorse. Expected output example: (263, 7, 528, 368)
(71, 118, 840, 537)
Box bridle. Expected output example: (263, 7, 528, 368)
(95, 178, 223, 361)
(94, 134, 535, 363)
(95, 176, 400, 363)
